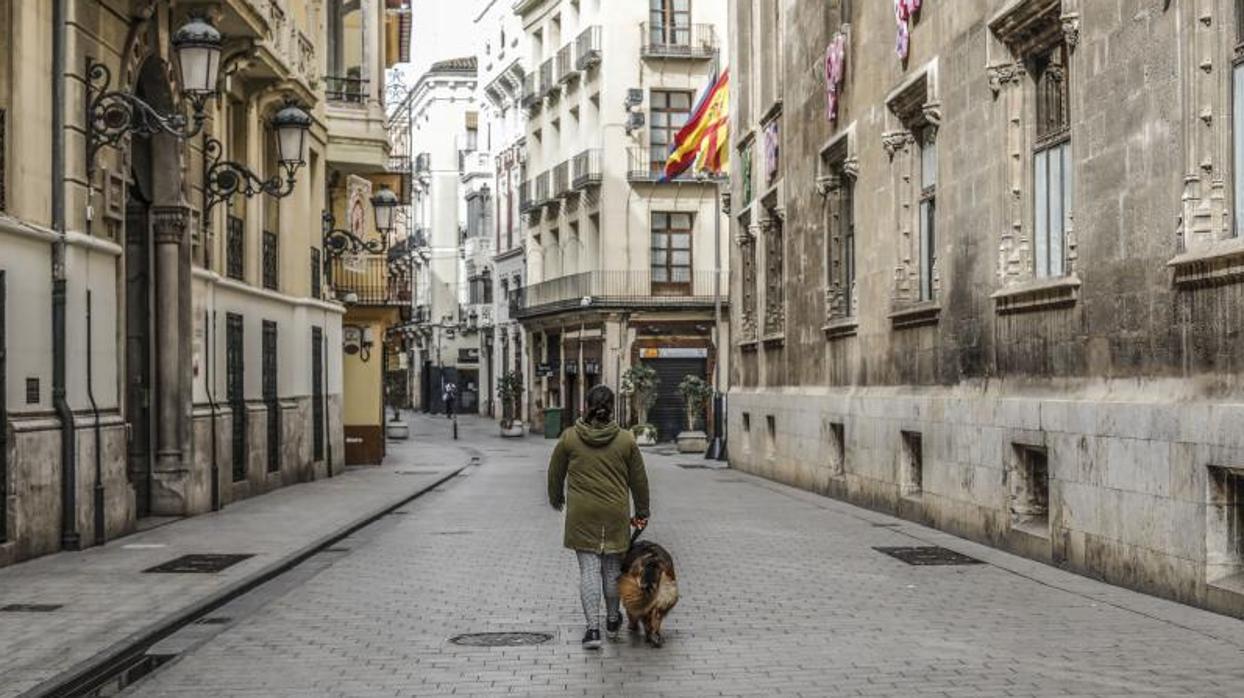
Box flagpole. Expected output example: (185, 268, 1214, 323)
(705, 54, 726, 462)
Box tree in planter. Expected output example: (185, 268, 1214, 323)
(497, 371, 524, 428)
(620, 363, 659, 440)
(677, 375, 714, 433)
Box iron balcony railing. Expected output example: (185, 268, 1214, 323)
(509, 270, 728, 319)
(640, 22, 719, 59)
(329, 254, 412, 305)
(556, 43, 578, 84)
(627, 146, 726, 183)
(575, 26, 602, 70)
(534, 171, 551, 206)
(521, 72, 540, 110)
(519, 179, 534, 213)
(540, 58, 557, 97)
(572, 148, 602, 189)
(325, 75, 369, 104)
(553, 161, 571, 198)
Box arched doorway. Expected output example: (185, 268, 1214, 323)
(124, 58, 179, 518)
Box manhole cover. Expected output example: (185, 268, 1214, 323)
(194, 617, 231, 625)
(873, 546, 983, 566)
(450, 632, 553, 647)
(1, 604, 62, 612)
(144, 554, 254, 574)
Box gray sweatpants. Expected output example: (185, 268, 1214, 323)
(575, 551, 622, 630)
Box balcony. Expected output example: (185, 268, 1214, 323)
(572, 149, 602, 189)
(556, 43, 579, 85)
(534, 171, 551, 206)
(521, 73, 540, 111)
(509, 270, 727, 319)
(641, 23, 719, 60)
(325, 75, 370, 104)
(519, 179, 533, 213)
(539, 58, 558, 98)
(627, 146, 725, 183)
(329, 254, 411, 306)
(575, 26, 602, 71)
(553, 161, 571, 198)
(459, 150, 491, 179)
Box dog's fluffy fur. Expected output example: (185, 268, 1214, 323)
(617, 540, 679, 647)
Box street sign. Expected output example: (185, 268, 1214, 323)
(640, 347, 708, 359)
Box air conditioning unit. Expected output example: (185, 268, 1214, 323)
(625, 111, 645, 134)
(625, 88, 643, 107)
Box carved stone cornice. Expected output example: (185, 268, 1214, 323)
(841, 155, 860, 181)
(882, 131, 915, 159)
(151, 205, 190, 245)
(921, 101, 943, 139)
(986, 62, 1024, 97)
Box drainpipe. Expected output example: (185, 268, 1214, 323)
(86, 292, 104, 545)
(52, 0, 80, 551)
(205, 310, 220, 510)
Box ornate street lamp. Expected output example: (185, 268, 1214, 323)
(203, 99, 312, 215)
(371, 186, 400, 236)
(322, 209, 388, 260)
(86, 15, 223, 177)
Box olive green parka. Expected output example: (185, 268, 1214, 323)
(548, 418, 650, 554)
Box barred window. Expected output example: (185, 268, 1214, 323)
(1033, 43, 1071, 276)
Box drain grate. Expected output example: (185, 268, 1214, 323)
(194, 617, 231, 625)
(433, 530, 473, 536)
(450, 632, 553, 647)
(144, 554, 254, 574)
(677, 463, 711, 469)
(873, 546, 983, 566)
(1, 604, 63, 612)
(871, 523, 903, 528)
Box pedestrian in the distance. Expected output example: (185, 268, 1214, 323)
(547, 384, 650, 650)
(443, 382, 457, 418)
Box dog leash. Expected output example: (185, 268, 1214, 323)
(629, 522, 647, 546)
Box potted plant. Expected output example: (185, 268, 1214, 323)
(498, 370, 525, 437)
(675, 375, 713, 453)
(621, 364, 660, 447)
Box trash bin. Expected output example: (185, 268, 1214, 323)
(543, 407, 563, 439)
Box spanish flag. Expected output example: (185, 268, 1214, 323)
(663, 69, 730, 181)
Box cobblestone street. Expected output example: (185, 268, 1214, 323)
(125, 414, 1244, 698)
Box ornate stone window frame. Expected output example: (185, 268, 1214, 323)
(759, 183, 786, 346)
(1168, 0, 1244, 289)
(883, 61, 942, 329)
(817, 123, 859, 338)
(988, 0, 1084, 313)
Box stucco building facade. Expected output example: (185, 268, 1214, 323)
(513, 0, 731, 441)
(728, 0, 1244, 617)
(0, 0, 401, 566)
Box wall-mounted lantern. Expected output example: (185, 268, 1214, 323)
(203, 98, 312, 216)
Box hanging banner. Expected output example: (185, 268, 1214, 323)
(895, 0, 924, 62)
(824, 31, 847, 123)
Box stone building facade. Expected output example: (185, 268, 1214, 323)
(0, 0, 398, 566)
(512, 0, 730, 441)
(728, 0, 1244, 617)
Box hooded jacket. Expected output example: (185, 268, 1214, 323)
(548, 418, 651, 554)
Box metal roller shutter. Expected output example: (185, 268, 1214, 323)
(643, 358, 707, 443)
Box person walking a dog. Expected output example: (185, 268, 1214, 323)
(548, 384, 650, 650)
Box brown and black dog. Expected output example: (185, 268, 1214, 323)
(617, 539, 679, 647)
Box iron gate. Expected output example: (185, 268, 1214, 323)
(0, 271, 7, 542)
(312, 327, 324, 461)
(262, 321, 279, 473)
(226, 313, 246, 481)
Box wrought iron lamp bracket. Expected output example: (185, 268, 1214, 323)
(85, 58, 207, 179)
(203, 137, 297, 216)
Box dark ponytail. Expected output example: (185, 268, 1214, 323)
(585, 384, 615, 424)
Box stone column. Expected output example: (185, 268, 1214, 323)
(149, 204, 190, 515)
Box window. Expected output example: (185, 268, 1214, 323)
(649, 90, 693, 175)
(310, 247, 322, 299)
(226, 313, 246, 482)
(828, 421, 845, 477)
(823, 141, 856, 322)
(763, 214, 784, 337)
(227, 215, 245, 280)
(262, 231, 278, 290)
(649, 0, 691, 47)
(312, 326, 324, 462)
(1033, 43, 1071, 276)
(651, 212, 693, 293)
(262, 320, 279, 473)
(1010, 445, 1050, 537)
(918, 126, 937, 300)
(1208, 465, 1244, 590)
(327, 0, 365, 82)
(900, 430, 923, 498)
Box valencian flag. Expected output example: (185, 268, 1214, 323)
(662, 69, 730, 181)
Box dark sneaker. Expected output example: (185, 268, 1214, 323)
(605, 614, 622, 639)
(581, 628, 602, 650)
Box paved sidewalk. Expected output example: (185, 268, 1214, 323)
(124, 423, 1244, 697)
(0, 413, 474, 697)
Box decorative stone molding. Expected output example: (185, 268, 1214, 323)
(822, 315, 858, 340)
(986, 61, 1026, 97)
(841, 155, 860, 181)
(151, 205, 190, 245)
(882, 131, 914, 160)
(888, 299, 941, 329)
(1168, 240, 1244, 290)
(989, 0, 1062, 57)
(991, 275, 1080, 314)
(1060, 13, 1080, 52)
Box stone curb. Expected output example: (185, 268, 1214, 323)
(22, 459, 474, 698)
